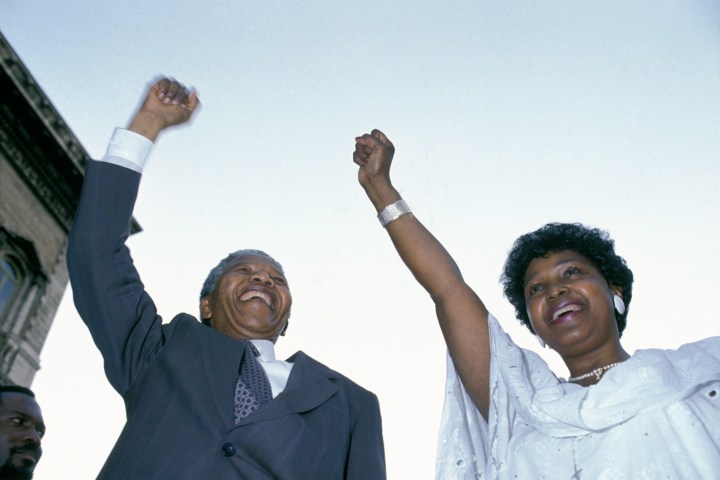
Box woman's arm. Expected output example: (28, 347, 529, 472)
(354, 130, 491, 419)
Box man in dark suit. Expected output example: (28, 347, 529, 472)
(67, 78, 386, 479)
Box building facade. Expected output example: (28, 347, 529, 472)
(0, 32, 138, 385)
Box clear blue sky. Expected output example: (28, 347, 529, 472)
(2, 2, 719, 478)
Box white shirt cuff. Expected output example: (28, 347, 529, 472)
(100, 128, 154, 173)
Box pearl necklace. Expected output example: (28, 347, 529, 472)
(567, 362, 622, 383)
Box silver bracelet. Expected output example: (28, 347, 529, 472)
(377, 199, 411, 227)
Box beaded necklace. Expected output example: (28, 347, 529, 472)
(567, 362, 622, 383)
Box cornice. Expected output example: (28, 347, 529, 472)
(0, 32, 141, 234)
(0, 31, 87, 173)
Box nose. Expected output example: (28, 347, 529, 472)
(23, 427, 42, 446)
(547, 282, 569, 300)
(251, 270, 274, 287)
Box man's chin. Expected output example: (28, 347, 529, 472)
(0, 461, 35, 480)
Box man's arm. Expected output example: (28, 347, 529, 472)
(67, 78, 199, 393)
(353, 130, 491, 420)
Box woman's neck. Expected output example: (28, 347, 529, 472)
(563, 344, 631, 386)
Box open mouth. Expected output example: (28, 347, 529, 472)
(239, 290, 273, 310)
(551, 304, 583, 322)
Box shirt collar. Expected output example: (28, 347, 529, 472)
(250, 339, 276, 362)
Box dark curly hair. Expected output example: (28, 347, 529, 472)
(500, 223, 633, 336)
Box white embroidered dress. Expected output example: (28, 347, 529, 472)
(436, 314, 720, 480)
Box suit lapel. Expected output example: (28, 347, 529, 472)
(198, 323, 246, 428)
(235, 351, 338, 427)
(195, 323, 338, 429)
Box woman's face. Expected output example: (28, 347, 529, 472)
(523, 250, 621, 356)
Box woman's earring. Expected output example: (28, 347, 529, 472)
(613, 294, 626, 315)
(537, 336, 546, 348)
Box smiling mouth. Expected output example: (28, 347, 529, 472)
(551, 304, 584, 322)
(239, 290, 273, 310)
(11, 449, 39, 465)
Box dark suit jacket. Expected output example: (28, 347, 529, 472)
(67, 160, 386, 479)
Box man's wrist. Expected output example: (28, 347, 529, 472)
(127, 110, 166, 142)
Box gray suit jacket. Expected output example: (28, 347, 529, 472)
(68, 160, 386, 479)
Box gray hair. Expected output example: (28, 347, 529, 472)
(199, 249, 284, 299)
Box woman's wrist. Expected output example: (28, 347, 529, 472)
(377, 199, 412, 227)
(363, 181, 401, 212)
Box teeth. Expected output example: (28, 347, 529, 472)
(552, 304, 582, 322)
(239, 291, 272, 308)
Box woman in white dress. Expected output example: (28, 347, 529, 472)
(353, 129, 720, 480)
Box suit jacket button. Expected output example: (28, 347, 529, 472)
(221, 443, 236, 457)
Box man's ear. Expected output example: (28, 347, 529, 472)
(270, 320, 290, 344)
(200, 296, 212, 322)
(611, 285, 623, 299)
(279, 320, 289, 337)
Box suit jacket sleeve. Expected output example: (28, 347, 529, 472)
(347, 391, 386, 480)
(67, 160, 166, 395)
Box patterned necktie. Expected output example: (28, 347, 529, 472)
(234, 340, 273, 423)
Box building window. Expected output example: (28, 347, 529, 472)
(0, 228, 45, 329)
(0, 255, 23, 319)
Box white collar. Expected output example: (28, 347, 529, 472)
(250, 339, 277, 362)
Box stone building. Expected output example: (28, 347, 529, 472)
(0, 32, 138, 385)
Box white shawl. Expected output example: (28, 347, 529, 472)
(436, 314, 720, 480)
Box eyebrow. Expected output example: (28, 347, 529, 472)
(524, 256, 588, 286)
(236, 261, 286, 278)
(524, 272, 539, 287)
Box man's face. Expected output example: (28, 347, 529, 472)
(0, 392, 44, 479)
(200, 254, 292, 342)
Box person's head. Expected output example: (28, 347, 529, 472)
(199, 250, 291, 343)
(0, 386, 44, 480)
(501, 223, 633, 339)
